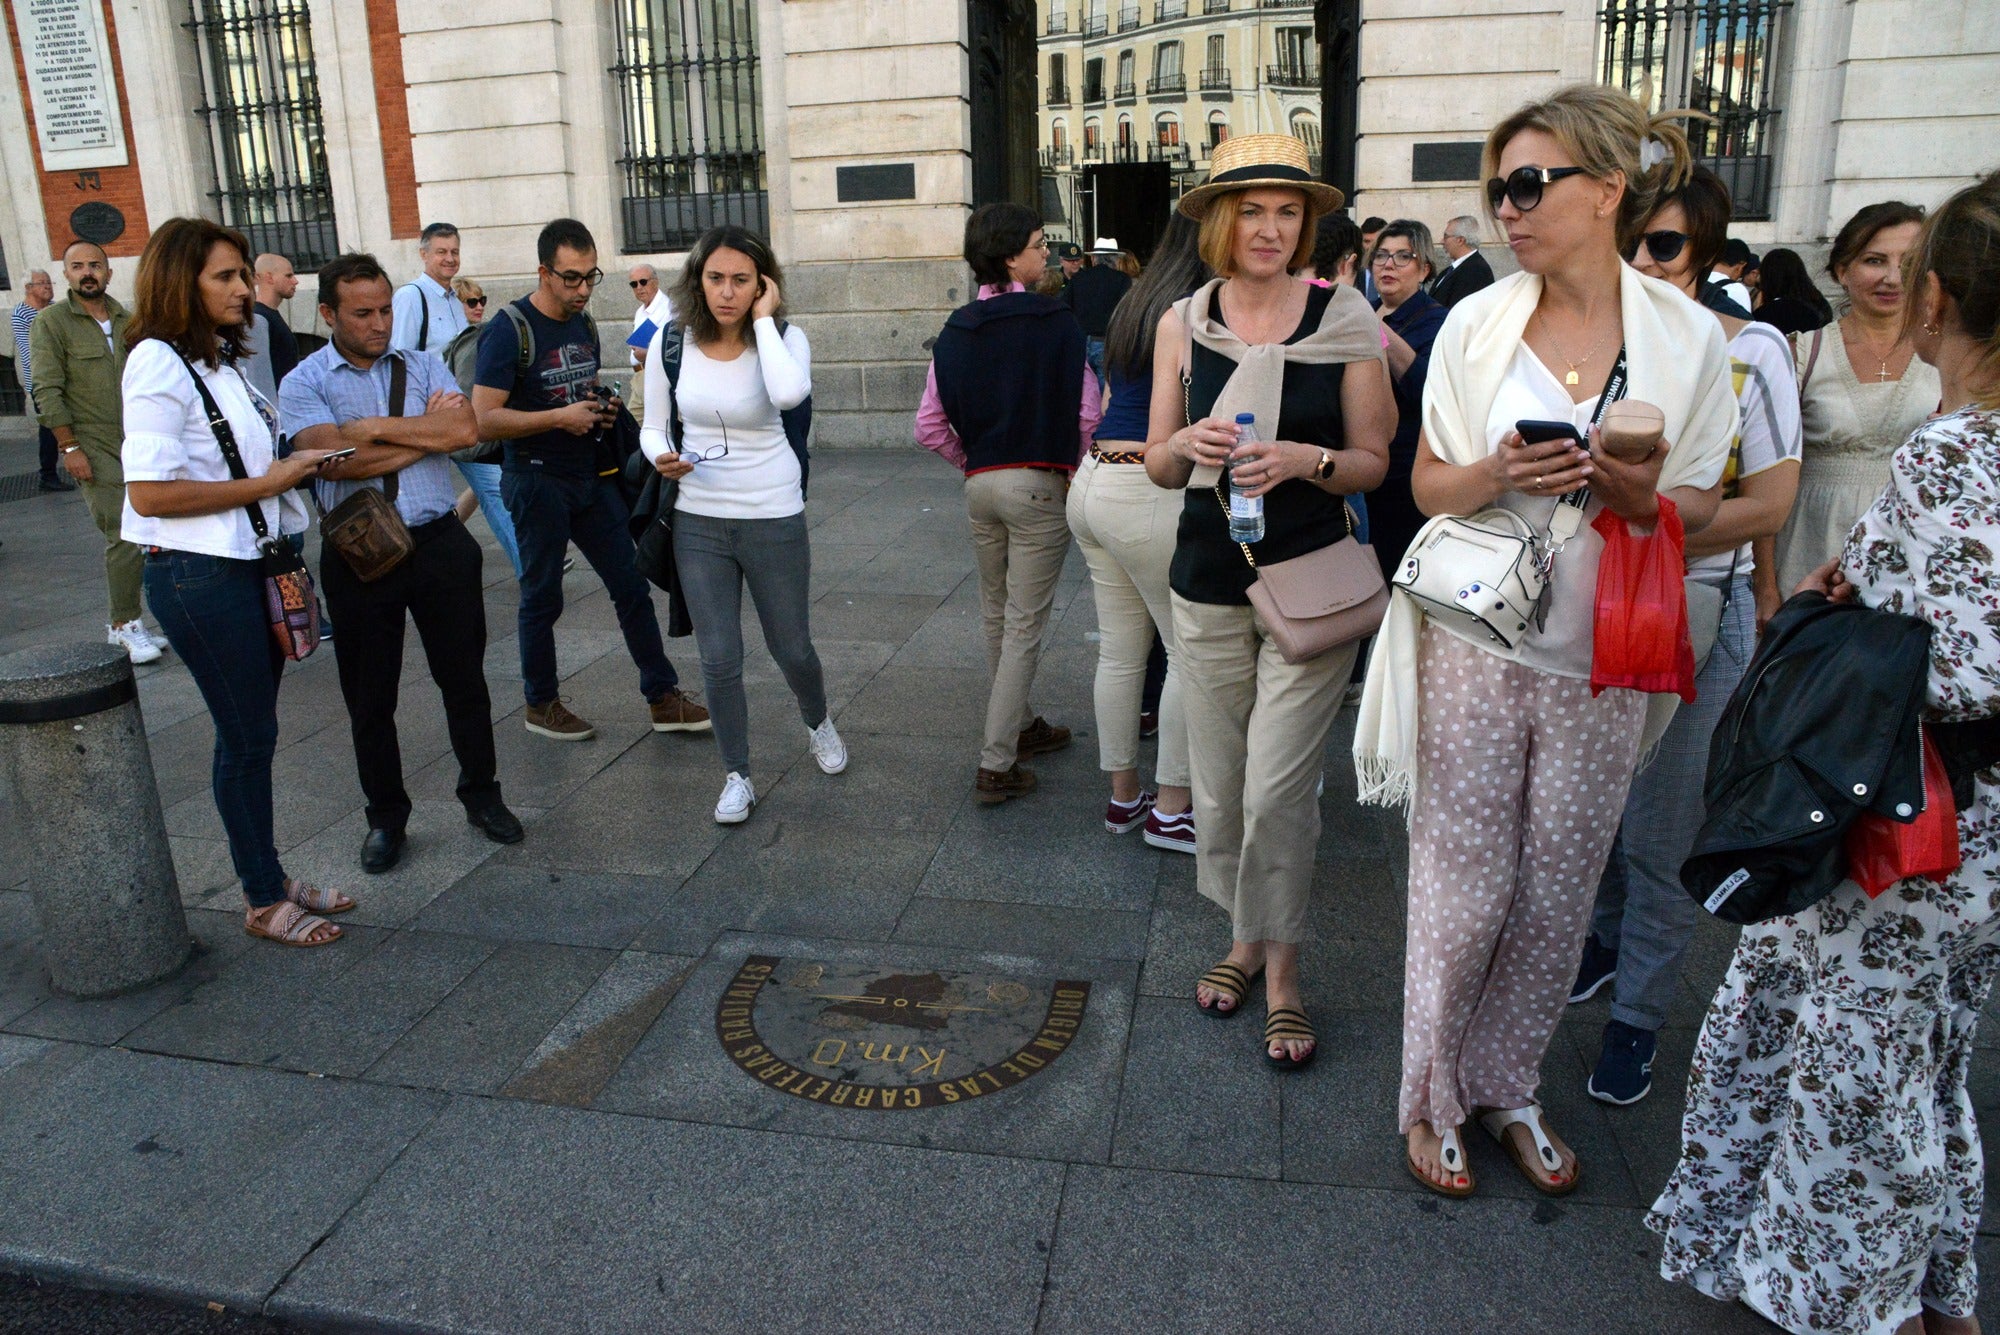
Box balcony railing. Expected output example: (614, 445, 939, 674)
(1113, 79, 1137, 98)
(1111, 141, 1139, 163)
(1047, 83, 1072, 106)
(1203, 0, 1229, 11)
(1265, 61, 1320, 88)
(1083, 143, 1104, 161)
(1199, 67, 1230, 91)
(1084, 12, 1107, 35)
(1154, 0, 1186, 18)
(1041, 146, 1076, 167)
(1257, 0, 1312, 7)
(1149, 142, 1192, 165)
(1147, 72, 1186, 96)
(1117, 4, 1139, 30)
(1047, 9, 1069, 33)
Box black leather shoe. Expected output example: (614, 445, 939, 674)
(465, 804, 525, 845)
(361, 827, 406, 873)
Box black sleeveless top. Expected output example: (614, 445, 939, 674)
(1170, 283, 1352, 605)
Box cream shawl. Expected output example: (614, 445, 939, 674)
(1174, 277, 1386, 488)
(1352, 265, 1741, 808)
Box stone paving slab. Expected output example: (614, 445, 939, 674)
(0, 1047, 446, 1312)
(269, 1095, 1063, 1334)
(594, 932, 1135, 1164)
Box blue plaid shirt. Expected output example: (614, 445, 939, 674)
(279, 343, 460, 526)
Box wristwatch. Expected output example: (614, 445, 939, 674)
(1312, 448, 1335, 482)
(60, 444, 80, 455)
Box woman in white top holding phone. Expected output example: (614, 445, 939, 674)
(120, 217, 352, 947)
(639, 225, 844, 826)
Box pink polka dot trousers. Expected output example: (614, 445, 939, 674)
(1399, 625, 1647, 1135)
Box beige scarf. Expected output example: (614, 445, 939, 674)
(1174, 277, 1386, 487)
(1352, 266, 1741, 808)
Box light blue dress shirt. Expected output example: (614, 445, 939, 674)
(279, 343, 461, 526)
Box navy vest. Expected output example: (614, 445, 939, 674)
(931, 292, 1087, 474)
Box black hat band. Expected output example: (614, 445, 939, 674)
(1208, 163, 1316, 186)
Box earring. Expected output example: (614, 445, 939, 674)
(1924, 321, 1942, 336)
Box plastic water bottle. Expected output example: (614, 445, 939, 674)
(1227, 412, 1267, 543)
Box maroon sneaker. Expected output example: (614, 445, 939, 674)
(1016, 716, 1072, 758)
(1143, 806, 1196, 854)
(1105, 790, 1156, 834)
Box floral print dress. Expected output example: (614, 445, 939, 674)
(1647, 406, 2000, 1335)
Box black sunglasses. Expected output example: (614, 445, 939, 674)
(1633, 229, 1689, 265)
(463, 295, 487, 307)
(1486, 165, 1588, 214)
(629, 279, 651, 290)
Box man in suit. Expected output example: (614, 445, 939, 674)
(1431, 215, 1495, 309)
(1359, 217, 1386, 304)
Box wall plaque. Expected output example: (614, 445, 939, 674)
(716, 955, 1090, 1110)
(11, 0, 129, 170)
(836, 163, 918, 204)
(68, 201, 123, 245)
(1411, 142, 1483, 184)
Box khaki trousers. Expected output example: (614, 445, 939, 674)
(1173, 593, 1358, 943)
(1066, 452, 1188, 786)
(78, 443, 143, 624)
(966, 467, 1073, 771)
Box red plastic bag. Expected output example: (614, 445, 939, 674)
(1846, 729, 1961, 897)
(1590, 495, 1695, 701)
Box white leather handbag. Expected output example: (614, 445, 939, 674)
(1392, 499, 1588, 649)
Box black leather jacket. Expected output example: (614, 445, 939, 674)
(1681, 592, 1931, 924)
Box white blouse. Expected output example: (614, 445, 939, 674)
(121, 338, 311, 560)
(638, 317, 812, 520)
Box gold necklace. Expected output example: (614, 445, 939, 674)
(1538, 310, 1610, 386)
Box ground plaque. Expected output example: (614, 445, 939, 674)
(716, 955, 1090, 1110)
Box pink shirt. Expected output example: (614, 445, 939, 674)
(914, 281, 1102, 471)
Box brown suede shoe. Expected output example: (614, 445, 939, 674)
(1016, 716, 1072, 758)
(525, 698, 596, 741)
(649, 688, 713, 733)
(975, 763, 1038, 805)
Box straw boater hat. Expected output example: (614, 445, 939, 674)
(1176, 133, 1344, 220)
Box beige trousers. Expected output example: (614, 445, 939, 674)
(1066, 452, 1188, 786)
(966, 467, 1073, 771)
(1173, 593, 1358, 943)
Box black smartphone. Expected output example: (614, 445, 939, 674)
(1515, 419, 1586, 447)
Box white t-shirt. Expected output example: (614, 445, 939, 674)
(120, 339, 311, 559)
(639, 317, 812, 520)
(1433, 342, 1607, 679)
(631, 292, 674, 368)
(1687, 320, 1802, 584)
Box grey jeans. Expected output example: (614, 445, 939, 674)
(1590, 574, 1757, 1031)
(672, 509, 828, 775)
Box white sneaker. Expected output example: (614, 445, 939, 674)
(109, 620, 163, 665)
(807, 717, 848, 775)
(714, 771, 757, 824)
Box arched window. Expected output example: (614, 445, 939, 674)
(1051, 119, 1068, 150)
(1155, 113, 1180, 146)
(1084, 117, 1102, 151)
(1206, 110, 1229, 151)
(1117, 113, 1133, 145)
(1290, 110, 1321, 156)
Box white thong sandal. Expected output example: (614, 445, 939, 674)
(1406, 1123, 1474, 1198)
(1477, 1103, 1578, 1196)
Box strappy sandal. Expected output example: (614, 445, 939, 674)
(1262, 1006, 1317, 1072)
(1477, 1104, 1579, 1196)
(285, 879, 356, 915)
(1195, 961, 1261, 1018)
(244, 900, 342, 948)
(1406, 1124, 1475, 1198)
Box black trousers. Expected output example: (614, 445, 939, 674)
(319, 513, 500, 832)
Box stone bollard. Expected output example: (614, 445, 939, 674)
(0, 642, 189, 998)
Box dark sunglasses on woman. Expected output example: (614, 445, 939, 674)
(463, 296, 487, 308)
(1485, 165, 1588, 214)
(1630, 230, 1689, 265)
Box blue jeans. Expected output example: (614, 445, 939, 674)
(1084, 336, 1107, 388)
(1590, 574, 1758, 1030)
(143, 550, 288, 908)
(456, 459, 522, 577)
(501, 467, 677, 707)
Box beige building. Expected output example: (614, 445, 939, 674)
(2, 1, 1995, 436)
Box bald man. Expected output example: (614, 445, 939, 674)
(252, 252, 301, 385)
(628, 262, 674, 371)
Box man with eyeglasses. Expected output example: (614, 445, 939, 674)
(392, 222, 466, 355)
(1429, 215, 1495, 309)
(470, 217, 707, 743)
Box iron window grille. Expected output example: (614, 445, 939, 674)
(1599, 0, 1789, 220)
(1048, 9, 1069, 33)
(611, 0, 768, 253)
(184, 0, 339, 269)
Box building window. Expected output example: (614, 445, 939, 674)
(1116, 49, 1135, 97)
(1149, 41, 1184, 94)
(1052, 120, 1067, 149)
(1205, 33, 1224, 70)
(1084, 57, 1105, 103)
(611, 0, 767, 253)
(1289, 109, 1321, 173)
(1048, 52, 1070, 106)
(1084, 118, 1102, 154)
(185, 0, 339, 269)
(1598, 0, 1787, 219)
(1206, 110, 1229, 149)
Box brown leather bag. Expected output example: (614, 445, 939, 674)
(320, 355, 415, 582)
(1222, 487, 1388, 665)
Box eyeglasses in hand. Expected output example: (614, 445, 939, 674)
(548, 266, 604, 290)
(1485, 165, 1588, 214)
(680, 413, 732, 463)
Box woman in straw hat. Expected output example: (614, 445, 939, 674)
(1143, 133, 1395, 1071)
(1351, 84, 1736, 1199)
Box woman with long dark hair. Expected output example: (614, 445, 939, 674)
(1066, 213, 1210, 851)
(641, 225, 840, 825)
(120, 217, 350, 945)
(1749, 246, 1831, 336)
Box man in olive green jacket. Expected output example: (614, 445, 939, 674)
(31, 241, 159, 663)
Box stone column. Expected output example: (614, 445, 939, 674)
(0, 643, 188, 999)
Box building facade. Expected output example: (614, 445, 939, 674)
(2, 1, 1994, 439)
